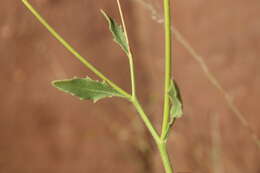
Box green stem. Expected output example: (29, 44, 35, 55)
(131, 98, 161, 143)
(158, 141, 174, 173)
(116, 0, 136, 97)
(161, 0, 173, 140)
(131, 97, 173, 173)
(21, 0, 131, 99)
(132, 97, 173, 173)
(128, 52, 136, 97)
(160, 0, 174, 172)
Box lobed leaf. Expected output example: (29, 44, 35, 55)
(101, 10, 129, 54)
(52, 77, 125, 102)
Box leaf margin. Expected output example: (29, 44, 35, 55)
(100, 9, 129, 54)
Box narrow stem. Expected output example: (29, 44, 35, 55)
(161, 0, 172, 140)
(128, 52, 136, 97)
(21, 0, 131, 99)
(116, 0, 136, 97)
(131, 98, 161, 143)
(158, 141, 174, 173)
(132, 96, 174, 173)
(160, 0, 174, 172)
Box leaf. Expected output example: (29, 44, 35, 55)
(163, 80, 183, 139)
(168, 80, 183, 119)
(101, 10, 129, 54)
(52, 77, 125, 102)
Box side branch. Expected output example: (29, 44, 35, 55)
(21, 0, 131, 99)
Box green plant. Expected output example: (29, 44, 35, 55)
(21, 0, 183, 172)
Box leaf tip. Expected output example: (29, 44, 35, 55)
(100, 9, 105, 14)
(100, 9, 109, 19)
(51, 80, 60, 88)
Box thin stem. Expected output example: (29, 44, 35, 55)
(132, 0, 260, 149)
(128, 52, 136, 97)
(131, 97, 174, 173)
(161, 0, 173, 140)
(131, 98, 173, 173)
(158, 142, 174, 173)
(116, 0, 136, 97)
(131, 98, 161, 143)
(21, 0, 131, 99)
(159, 0, 174, 172)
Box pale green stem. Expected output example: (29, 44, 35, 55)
(116, 0, 136, 98)
(161, 0, 173, 141)
(158, 141, 174, 173)
(160, 0, 174, 172)
(131, 98, 161, 143)
(21, 0, 131, 99)
(132, 96, 173, 173)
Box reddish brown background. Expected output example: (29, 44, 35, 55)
(0, 0, 260, 173)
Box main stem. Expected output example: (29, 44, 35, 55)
(159, 0, 174, 172)
(161, 0, 173, 140)
(158, 141, 174, 173)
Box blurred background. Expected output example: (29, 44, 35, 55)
(1, 0, 260, 172)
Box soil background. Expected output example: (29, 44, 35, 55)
(0, 0, 260, 173)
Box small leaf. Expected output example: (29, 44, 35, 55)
(163, 80, 183, 139)
(168, 80, 183, 119)
(52, 77, 125, 102)
(101, 10, 129, 54)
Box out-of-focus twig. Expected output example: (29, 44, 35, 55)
(132, 0, 260, 148)
(96, 111, 155, 173)
(211, 113, 224, 173)
(174, 30, 260, 148)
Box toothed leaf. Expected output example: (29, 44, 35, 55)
(52, 77, 125, 102)
(101, 10, 129, 54)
